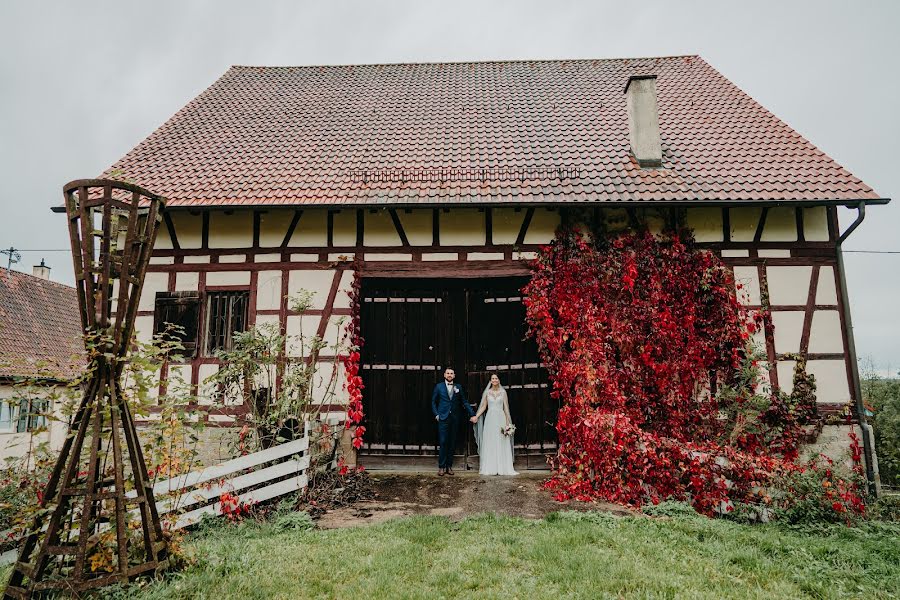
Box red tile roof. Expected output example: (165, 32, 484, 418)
(0, 270, 83, 381)
(104, 56, 883, 207)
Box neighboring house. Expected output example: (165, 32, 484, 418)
(0, 264, 82, 463)
(95, 56, 887, 478)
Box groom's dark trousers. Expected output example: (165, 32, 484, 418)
(432, 382, 475, 470)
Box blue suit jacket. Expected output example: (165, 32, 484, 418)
(432, 381, 474, 421)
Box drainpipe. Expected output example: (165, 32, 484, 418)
(835, 201, 881, 496)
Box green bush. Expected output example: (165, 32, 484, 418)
(869, 494, 900, 522)
(641, 501, 702, 519)
(861, 374, 900, 487)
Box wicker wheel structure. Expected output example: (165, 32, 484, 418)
(4, 180, 169, 597)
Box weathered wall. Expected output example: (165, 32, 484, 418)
(136, 204, 852, 429)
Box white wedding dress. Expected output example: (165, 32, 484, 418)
(478, 390, 518, 476)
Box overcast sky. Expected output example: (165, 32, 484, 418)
(1, 0, 897, 374)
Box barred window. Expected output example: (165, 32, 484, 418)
(205, 291, 249, 355)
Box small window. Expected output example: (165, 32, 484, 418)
(205, 291, 250, 355)
(154, 292, 201, 358)
(16, 398, 49, 433)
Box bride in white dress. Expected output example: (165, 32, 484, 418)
(470, 374, 518, 476)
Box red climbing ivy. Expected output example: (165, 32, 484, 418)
(523, 227, 857, 515)
(343, 268, 365, 449)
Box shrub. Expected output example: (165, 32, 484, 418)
(272, 510, 315, 532)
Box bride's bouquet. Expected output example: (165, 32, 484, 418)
(501, 424, 516, 437)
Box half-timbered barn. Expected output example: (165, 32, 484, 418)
(98, 57, 887, 477)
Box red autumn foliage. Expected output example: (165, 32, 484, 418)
(343, 269, 365, 447)
(523, 227, 862, 516)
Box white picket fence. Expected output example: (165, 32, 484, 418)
(0, 417, 341, 565)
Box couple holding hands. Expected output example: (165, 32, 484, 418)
(431, 367, 517, 477)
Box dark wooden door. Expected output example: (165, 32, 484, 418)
(360, 277, 556, 457)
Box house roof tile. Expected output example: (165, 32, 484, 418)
(0, 270, 83, 381)
(104, 56, 883, 207)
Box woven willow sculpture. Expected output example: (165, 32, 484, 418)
(4, 180, 168, 597)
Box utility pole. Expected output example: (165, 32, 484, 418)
(0, 247, 20, 271)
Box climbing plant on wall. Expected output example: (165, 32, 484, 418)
(523, 227, 858, 516)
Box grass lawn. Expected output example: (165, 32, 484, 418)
(96, 509, 900, 600)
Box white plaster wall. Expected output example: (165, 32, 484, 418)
(150, 256, 175, 265)
(175, 272, 200, 291)
(171, 213, 203, 249)
(289, 210, 328, 247)
(209, 211, 253, 248)
(441, 209, 485, 246)
(285, 315, 322, 356)
(492, 208, 526, 245)
(184, 255, 211, 264)
(258, 210, 292, 247)
(766, 266, 812, 306)
(423, 253, 458, 261)
(729, 207, 763, 242)
(806, 360, 851, 404)
(396, 210, 433, 246)
(808, 311, 844, 354)
(289, 270, 336, 309)
(365, 253, 413, 261)
(364, 211, 403, 246)
(134, 315, 154, 344)
(206, 271, 251, 287)
(772, 311, 804, 354)
(468, 252, 505, 261)
(256, 271, 283, 311)
(140, 272, 169, 312)
(760, 207, 798, 242)
(523, 209, 560, 245)
(803, 207, 830, 242)
(255, 253, 281, 262)
(333, 270, 354, 310)
(815, 267, 838, 304)
(219, 254, 247, 263)
(310, 361, 346, 405)
(153, 226, 174, 250)
(685, 208, 723, 242)
(332, 211, 356, 246)
(197, 363, 220, 405)
(732, 266, 761, 306)
(776, 360, 797, 395)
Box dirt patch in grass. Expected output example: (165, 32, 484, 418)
(316, 471, 632, 528)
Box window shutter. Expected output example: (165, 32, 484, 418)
(154, 292, 201, 358)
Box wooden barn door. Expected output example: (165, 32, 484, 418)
(359, 277, 556, 465)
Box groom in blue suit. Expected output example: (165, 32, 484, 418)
(432, 367, 475, 475)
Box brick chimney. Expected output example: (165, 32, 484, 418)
(625, 75, 663, 167)
(33, 259, 51, 280)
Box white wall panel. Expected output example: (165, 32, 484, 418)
(808, 311, 844, 354)
(140, 272, 169, 311)
(364, 211, 403, 246)
(523, 209, 560, 244)
(776, 360, 797, 394)
(256, 271, 283, 311)
(333, 211, 356, 246)
(134, 315, 154, 344)
(333, 270, 355, 310)
(289, 270, 335, 309)
(772, 311, 804, 354)
(441, 209, 485, 246)
(492, 208, 526, 245)
(803, 207, 830, 242)
(397, 210, 433, 246)
(258, 211, 291, 247)
(685, 208, 723, 242)
(209, 211, 253, 248)
(175, 272, 199, 291)
(289, 210, 328, 247)
(766, 266, 812, 306)
(729, 207, 763, 242)
(206, 271, 251, 287)
(760, 207, 798, 242)
(171, 213, 203, 249)
(815, 266, 838, 304)
(732, 266, 761, 306)
(807, 360, 851, 404)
